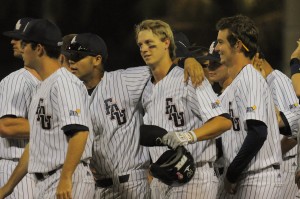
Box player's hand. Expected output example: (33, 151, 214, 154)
(252, 53, 266, 78)
(183, 58, 204, 87)
(162, 131, 197, 149)
(224, 177, 237, 194)
(291, 39, 300, 60)
(295, 170, 300, 189)
(56, 177, 72, 199)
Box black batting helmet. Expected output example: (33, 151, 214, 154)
(150, 146, 196, 187)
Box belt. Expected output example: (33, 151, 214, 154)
(35, 161, 88, 181)
(272, 165, 280, 170)
(196, 162, 213, 168)
(95, 174, 130, 188)
(283, 155, 296, 161)
(0, 158, 19, 162)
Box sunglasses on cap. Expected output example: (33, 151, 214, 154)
(66, 42, 98, 62)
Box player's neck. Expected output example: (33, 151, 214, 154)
(84, 69, 104, 89)
(24, 66, 42, 81)
(220, 77, 233, 91)
(229, 56, 251, 79)
(36, 57, 61, 80)
(262, 60, 274, 77)
(150, 57, 173, 84)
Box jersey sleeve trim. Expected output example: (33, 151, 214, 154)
(61, 124, 89, 137)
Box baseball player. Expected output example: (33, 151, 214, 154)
(252, 51, 300, 198)
(214, 15, 282, 199)
(0, 19, 94, 199)
(65, 33, 204, 198)
(0, 18, 39, 199)
(136, 19, 232, 199)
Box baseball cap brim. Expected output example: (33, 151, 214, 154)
(196, 54, 220, 62)
(3, 31, 23, 39)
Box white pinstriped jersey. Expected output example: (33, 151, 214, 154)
(89, 66, 151, 176)
(142, 66, 227, 163)
(28, 67, 93, 173)
(219, 64, 282, 171)
(0, 68, 39, 159)
(266, 70, 300, 156)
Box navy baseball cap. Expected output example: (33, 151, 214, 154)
(3, 18, 33, 38)
(65, 33, 108, 62)
(197, 41, 220, 62)
(16, 19, 62, 47)
(174, 31, 191, 57)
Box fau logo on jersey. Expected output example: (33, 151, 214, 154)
(166, 98, 184, 127)
(36, 98, 52, 130)
(104, 98, 126, 125)
(229, 101, 240, 131)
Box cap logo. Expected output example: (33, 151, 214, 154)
(15, 20, 22, 30)
(177, 41, 187, 48)
(209, 41, 216, 54)
(71, 36, 77, 44)
(22, 22, 30, 33)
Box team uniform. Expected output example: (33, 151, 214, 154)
(27, 67, 94, 198)
(266, 70, 300, 199)
(0, 68, 39, 199)
(142, 65, 227, 199)
(89, 66, 151, 199)
(217, 64, 283, 199)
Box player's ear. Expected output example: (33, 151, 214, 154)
(36, 44, 45, 57)
(93, 55, 102, 66)
(164, 38, 170, 50)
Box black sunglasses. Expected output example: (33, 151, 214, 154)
(66, 42, 98, 62)
(208, 62, 222, 71)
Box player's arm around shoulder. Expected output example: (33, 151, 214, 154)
(0, 117, 30, 138)
(193, 114, 232, 141)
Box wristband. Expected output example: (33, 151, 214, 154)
(187, 131, 198, 143)
(290, 58, 300, 66)
(290, 60, 300, 76)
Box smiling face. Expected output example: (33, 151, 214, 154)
(215, 29, 236, 67)
(137, 29, 170, 67)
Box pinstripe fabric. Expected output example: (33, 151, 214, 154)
(266, 70, 300, 198)
(94, 170, 149, 199)
(0, 68, 39, 198)
(28, 67, 93, 173)
(217, 64, 282, 197)
(142, 66, 226, 198)
(0, 68, 39, 158)
(219, 64, 282, 171)
(266, 70, 300, 138)
(89, 66, 151, 198)
(217, 167, 282, 199)
(33, 163, 95, 199)
(0, 159, 36, 199)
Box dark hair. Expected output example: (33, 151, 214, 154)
(216, 15, 258, 59)
(30, 42, 61, 59)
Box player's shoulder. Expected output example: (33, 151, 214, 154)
(1, 68, 37, 85)
(236, 64, 265, 84)
(269, 69, 291, 82)
(55, 68, 86, 88)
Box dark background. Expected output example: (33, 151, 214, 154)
(0, 0, 291, 80)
